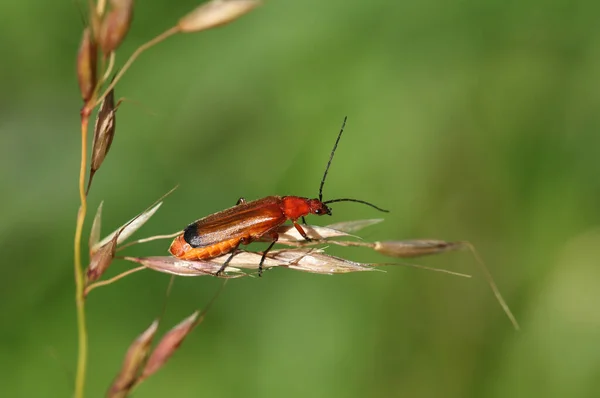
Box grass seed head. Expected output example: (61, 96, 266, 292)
(86, 235, 118, 284)
(140, 312, 199, 380)
(76, 28, 98, 102)
(99, 0, 134, 55)
(108, 320, 159, 398)
(89, 88, 117, 189)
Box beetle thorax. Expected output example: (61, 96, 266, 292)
(280, 196, 312, 220)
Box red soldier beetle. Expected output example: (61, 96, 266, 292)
(169, 117, 389, 276)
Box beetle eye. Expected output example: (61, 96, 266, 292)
(315, 209, 321, 214)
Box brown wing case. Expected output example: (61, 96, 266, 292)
(183, 196, 286, 248)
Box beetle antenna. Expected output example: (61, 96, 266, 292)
(323, 198, 389, 213)
(319, 116, 347, 202)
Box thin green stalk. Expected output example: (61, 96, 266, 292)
(74, 112, 90, 398)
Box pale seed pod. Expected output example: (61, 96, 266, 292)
(178, 0, 260, 33)
(373, 240, 460, 258)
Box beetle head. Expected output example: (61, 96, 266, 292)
(308, 199, 332, 216)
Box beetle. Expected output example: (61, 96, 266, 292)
(169, 117, 388, 276)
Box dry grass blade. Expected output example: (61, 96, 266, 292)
(108, 320, 158, 398)
(191, 249, 377, 274)
(206, 251, 285, 269)
(139, 312, 199, 381)
(266, 224, 355, 243)
(89, 201, 103, 251)
(126, 249, 376, 276)
(271, 249, 376, 274)
(124, 256, 246, 278)
(171, 248, 375, 274)
(325, 218, 384, 233)
(270, 240, 472, 277)
(178, 0, 261, 33)
(132, 246, 472, 278)
(94, 202, 162, 251)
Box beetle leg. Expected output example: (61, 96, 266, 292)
(293, 221, 312, 242)
(236, 197, 247, 205)
(301, 216, 307, 225)
(215, 241, 242, 276)
(258, 233, 278, 277)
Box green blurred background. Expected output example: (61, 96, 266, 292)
(2, 0, 600, 397)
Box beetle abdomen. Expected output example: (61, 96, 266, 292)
(169, 234, 241, 261)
